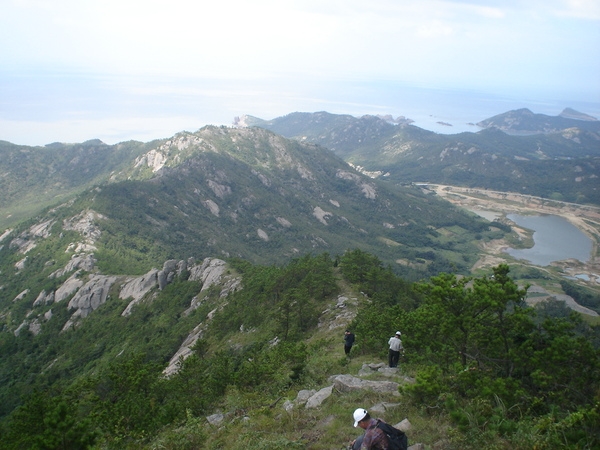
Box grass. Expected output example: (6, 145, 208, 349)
(139, 283, 452, 449)
(144, 315, 455, 449)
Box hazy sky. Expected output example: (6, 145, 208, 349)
(1, 0, 599, 145)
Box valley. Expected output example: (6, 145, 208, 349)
(429, 184, 600, 315)
(1, 118, 599, 448)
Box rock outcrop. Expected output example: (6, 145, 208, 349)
(331, 374, 401, 396)
(120, 269, 160, 316)
(54, 271, 85, 303)
(49, 254, 97, 279)
(62, 275, 118, 330)
(33, 290, 55, 307)
(305, 385, 334, 409)
(188, 258, 237, 294)
(163, 258, 242, 376)
(13, 289, 30, 303)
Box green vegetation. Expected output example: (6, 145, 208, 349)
(0, 139, 153, 229)
(1, 123, 501, 281)
(256, 112, 600, 206)
(1, 121, 598, 448)
(560, 279, 600, 312)
(0, 253, 597, 449)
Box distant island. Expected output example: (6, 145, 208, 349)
(558, 107, 598, 121)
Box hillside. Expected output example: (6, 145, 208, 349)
(1, 252, 598, 449)
(248, 110, 600, 205)
(0, 139, 153, 229)
(0, 115, 598, 448)
(0, 126, 497, 279)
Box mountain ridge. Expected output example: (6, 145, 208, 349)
(1, 116, 599, 449)
(477, 107, 600, 135)
(248, 108, 600, 205)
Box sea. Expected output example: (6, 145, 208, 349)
(308, 80, 600, 135)
(1, 72, 599, 145)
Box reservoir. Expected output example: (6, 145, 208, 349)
(505, 214, 592, 266)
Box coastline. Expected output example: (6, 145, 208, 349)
(427, 184, 600, 316)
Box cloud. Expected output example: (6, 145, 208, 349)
(417, 20, 455, 38)
(553, 0, 600, 20)
(0, 0, 598, 145)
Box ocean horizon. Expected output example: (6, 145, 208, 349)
(1, 72, 599, 145)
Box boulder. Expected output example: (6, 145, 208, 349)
(359, 363, 398, 377)
(206, 413, 224, 426)
(120, 269, 159, 316)
(378, 367, 400, 377)
(55, 271, 84, 302)
(395, 418, 411, 432)
(157, 270, 168, 290)
(305, 385, 333, 409)
(29, 319, 42, 336)
(162, 259, 179, 286)
(182, 258, 241, 315)
(183, 296, 201, 316)
(177, 259, 188, 277)
(369, 402, 401, 415)
(120, 268, 160, 301)
(336, 296, 348, 307)
(408, 444, 425, 450)
(189, 258, 226, 288)
(296, 389, 317, 405)
(13, 289, 29, 303)
(49, 254, 97, 279)
(283, 400, 294, 412)
(15, 257, 27, 270)
(332, 374, 400, 396)
(67, 275, 118, 318)
(33, 290, 55, 307)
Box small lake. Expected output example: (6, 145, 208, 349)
(505, 214, 593, 266)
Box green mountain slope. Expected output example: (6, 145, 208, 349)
(1, 126, 496, 283)
(1, 252, 598, 449)
(0, 139, 153, 229)
(0, 127, 505, 424)
(250, 110, 600, 205)
(0, 118, 598, 450)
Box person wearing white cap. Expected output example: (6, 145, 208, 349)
(387, 331, 403, 368)
(350, 408, 389, 449)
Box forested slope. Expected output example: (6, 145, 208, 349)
(1, 252, 598, 449)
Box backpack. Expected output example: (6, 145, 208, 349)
(376, 420, 408, 450)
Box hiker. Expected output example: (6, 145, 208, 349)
(350, 408, 388, 450)
(344, 329, 355, 356)
(388, 331, 403, 368)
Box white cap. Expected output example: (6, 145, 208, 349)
(396, 331, 401, 336)
(353, 408, 368, 427)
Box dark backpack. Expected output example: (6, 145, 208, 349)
(376, 420, 408, 450)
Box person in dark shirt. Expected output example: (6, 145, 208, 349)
(344, 330, 355, 356)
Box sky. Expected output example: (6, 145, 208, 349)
(1, 0, 599, 145)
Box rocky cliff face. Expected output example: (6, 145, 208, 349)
(5, 199, 241, 345)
